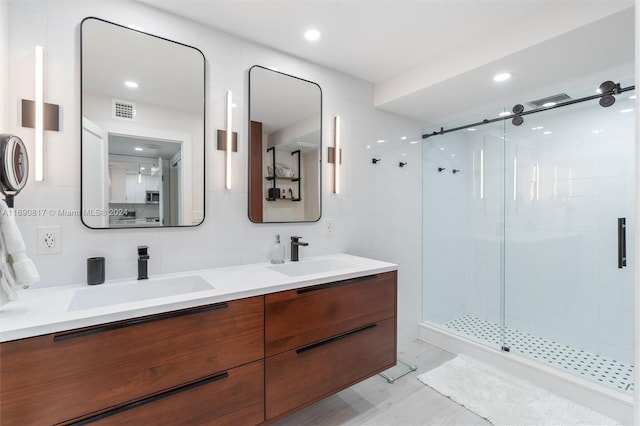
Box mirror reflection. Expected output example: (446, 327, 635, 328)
(81, 17, 205, 228)
(248, 66, 322, 223)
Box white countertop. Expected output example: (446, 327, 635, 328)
(0, 254, 396, 342)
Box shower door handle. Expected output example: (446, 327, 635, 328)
(618, 218, 626, 269)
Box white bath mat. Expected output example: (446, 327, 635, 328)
(417, 356, 620, 425)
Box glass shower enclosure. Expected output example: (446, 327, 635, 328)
(421, 81, 635, 394)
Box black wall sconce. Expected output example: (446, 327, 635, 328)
(452, 169, 461, 174)
(328, 116, 342, 194)
(437, 167, 445, 172)
(216, 129, 238, 152)
(372, 158, 381, 164)
(21, 100, 59, 131)
(399, 162, 407, 168)
(22, 46, 60, 181)
(21, 46, 60, 181)
(216, 91, 236, 190)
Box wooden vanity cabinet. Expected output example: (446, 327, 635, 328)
(264, 271, 397, 422)
(0, 269, 397, 425)
(0, 296, 264, 426)
(86, 360, 264, 426)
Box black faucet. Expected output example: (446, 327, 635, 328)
(137, 245, 149, 280)
(290, 236, 309, 262)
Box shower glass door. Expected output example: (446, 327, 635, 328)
(422, 80, 635, 394)
(422, 114, 507, 352)
(503, 83, 635, 393)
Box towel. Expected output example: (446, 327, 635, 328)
(0, 199, 40, 304)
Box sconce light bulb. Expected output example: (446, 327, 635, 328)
(225, 90, 233, 190)
(35, 45, 44, 181)
(334, 116, 340, 194)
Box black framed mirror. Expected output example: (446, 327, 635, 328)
(81, 17, 205, 228)
(248, 66, 322, 223)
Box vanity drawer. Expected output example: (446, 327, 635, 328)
(265, 271, 396, 356)
(79, 360, 265, 426)
(265, 317, 396, 421)
(0, 296, 264, 426)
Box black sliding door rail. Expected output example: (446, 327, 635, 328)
(422, 82, 635, 140)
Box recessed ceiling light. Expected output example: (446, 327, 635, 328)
(401, 136, 407, 140)
(401, 153, 407, 157)
(542, 102, 556, 107)
(366, 145, 371, 149)
(409, 140, 419, 144)
(543, 131, 552, 135)
(125, 81, 138, 88)
(493, 72, 512, 82)
(439, 147, 445, 151)
(377, 139, 385, 144)
(134, 147, 143, 151)
(499, 111, 512, 117)
(467, 128, 476, 131)
(532, 126, 544, 131)
(620, 108, 634, 113)
(304, 29, 321, 42)
(630, 95, 636, 100)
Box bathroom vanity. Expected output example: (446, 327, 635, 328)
(0, 254, 397, 425)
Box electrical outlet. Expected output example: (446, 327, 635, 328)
(325, 219, 335, 236)
(37, 226, 61, 254)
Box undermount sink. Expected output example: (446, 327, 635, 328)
(268, 258, 356, 277)
(68, 275, 214, 311)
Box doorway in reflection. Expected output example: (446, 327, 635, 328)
(107, 135, 182, 227)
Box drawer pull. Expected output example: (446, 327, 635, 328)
(54, 302, 229, 342)
(69, 372, 230, 425)
(296, 324, 378, 354)
(296, 274, 378, 294)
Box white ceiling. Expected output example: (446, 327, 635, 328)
(82, 17, 204, 113)
(109, 134, 181, 159)
(137, 0, 635, 125)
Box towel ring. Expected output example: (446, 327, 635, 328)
(0, 134, 29, 207)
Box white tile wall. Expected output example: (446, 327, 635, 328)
(0, 0, 8, 130)
(3, 0, 423, 344)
